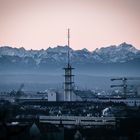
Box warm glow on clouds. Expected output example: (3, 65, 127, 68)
(0, 0, 140, 50)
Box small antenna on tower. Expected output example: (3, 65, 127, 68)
(68, 28, 70, 66)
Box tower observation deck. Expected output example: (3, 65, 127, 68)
(63, 29, 74, 101)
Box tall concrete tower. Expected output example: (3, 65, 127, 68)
(63, 29, 74, 101)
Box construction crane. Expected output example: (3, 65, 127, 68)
(111, 77, 140, 81)
(15, 84, 24, 100)
(110, 77, 140, 97)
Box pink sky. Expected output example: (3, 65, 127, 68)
(0, 0, 140, 51)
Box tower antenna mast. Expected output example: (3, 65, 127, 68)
(68, 28, 70, 66)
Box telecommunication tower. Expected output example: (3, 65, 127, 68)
(63, 29, 74, 101)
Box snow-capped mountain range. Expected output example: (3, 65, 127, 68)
(0, 42, 139, 65)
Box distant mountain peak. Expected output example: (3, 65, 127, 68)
(81, 48, 89, 52)
(118, 42, 133, 49)
(47, 45, 73, 53)
(117, 42, 138, 54)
